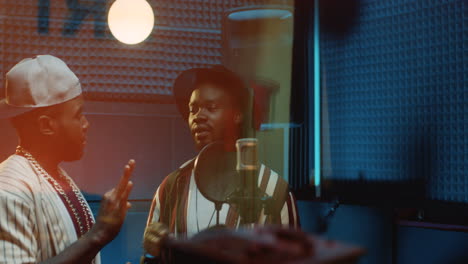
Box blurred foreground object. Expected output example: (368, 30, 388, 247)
(143, 225, 364, 264)
(143, 222, 171, 258)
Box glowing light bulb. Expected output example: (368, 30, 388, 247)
(108, 0, 155, 45)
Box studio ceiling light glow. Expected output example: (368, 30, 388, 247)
(108, 0, 155, 45)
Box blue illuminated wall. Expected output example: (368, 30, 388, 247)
(322, 0, 467, 203)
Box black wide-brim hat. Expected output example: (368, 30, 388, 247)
(173, 65, 250, 121)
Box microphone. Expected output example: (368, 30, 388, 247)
(236, 138, 259, 196)
(236, 138, 259, 172)
(235, 138, 262, 224)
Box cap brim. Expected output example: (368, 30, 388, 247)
(0, 99, 35, 119)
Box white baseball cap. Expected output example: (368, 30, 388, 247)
(0, 55, 82, 118)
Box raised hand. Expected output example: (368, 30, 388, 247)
(37, 160, 136, 264)
(92, 159, 135, 246)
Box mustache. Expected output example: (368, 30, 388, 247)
(191, 124, 212, 133)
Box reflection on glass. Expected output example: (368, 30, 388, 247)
(0, 1, 298, 263)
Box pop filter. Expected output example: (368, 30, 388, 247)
(194, 142, 240, 204)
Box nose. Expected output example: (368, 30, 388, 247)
(192, 108, 208, 123)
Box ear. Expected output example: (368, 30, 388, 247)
(37, 115, 56, 136)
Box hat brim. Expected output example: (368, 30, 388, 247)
(0, 99, 35, 119)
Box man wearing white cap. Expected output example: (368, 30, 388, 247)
(0, 55, 135, 263)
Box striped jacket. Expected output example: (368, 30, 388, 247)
(0, 155, 100, 264)
(147, 159, 300, 238)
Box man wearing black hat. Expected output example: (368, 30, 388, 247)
(143, 66, 300, 260)
(0, 55, 135, 263)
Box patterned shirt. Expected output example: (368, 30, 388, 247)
(147, 160, 300, 239)
(0, 155, 100, 264)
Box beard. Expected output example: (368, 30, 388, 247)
(60, 141, 86, 162)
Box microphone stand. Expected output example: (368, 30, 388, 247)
(193, 139, 277, 227)
(226, 138, 277, 226)
(226, 172, 274, 226)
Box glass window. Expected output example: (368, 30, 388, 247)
(0, 1, 295, 262)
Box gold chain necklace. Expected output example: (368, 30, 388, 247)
(16, 146, 93, 237)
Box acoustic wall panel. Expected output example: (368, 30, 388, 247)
(322, 0, 467, 203)
(0, 0, 292, 102)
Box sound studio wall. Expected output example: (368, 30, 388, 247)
(321, 0, 467, 204)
